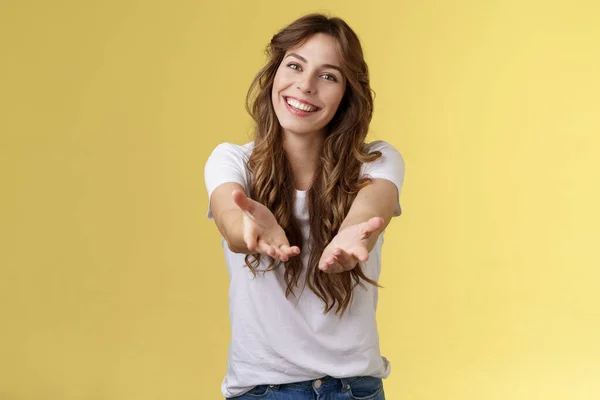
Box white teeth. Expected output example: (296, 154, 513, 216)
(286, 97, 317, 112)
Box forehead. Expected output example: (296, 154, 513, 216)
(285, 33, 341, 64)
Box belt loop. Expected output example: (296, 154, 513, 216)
(269, 384, 280, 391)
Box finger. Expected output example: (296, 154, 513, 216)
(244, 230, 257, 252)
(257, 241, 274, 256)
(278, 244, 295, 259)
(323, 262, 344, 274)
(274, 246, 289, 262)
(361, 217, 384, 239)
(283, 245, 301, 257)
(332, 248, 350, 262)
(267, 245, 278, 258)
(318, 255, 332, 270)
(319, 255, 338, 271)
(332, 248, 356, 270)
(327, 250, 359, 272)
(350, 246, 370, 262)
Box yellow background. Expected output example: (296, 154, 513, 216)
(1, 0, 599, 399)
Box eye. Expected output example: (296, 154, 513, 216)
(287, 63, 302, 71)
(321, 73, 337, 82)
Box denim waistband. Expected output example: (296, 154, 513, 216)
(267, 375, 373, 392)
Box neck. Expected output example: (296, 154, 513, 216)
(282, 130, 324, 191)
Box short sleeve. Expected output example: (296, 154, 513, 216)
(360, 141, 406, 216)
(204, 143, 250, 220)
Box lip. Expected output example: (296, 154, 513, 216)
(283, 96, 321, 117)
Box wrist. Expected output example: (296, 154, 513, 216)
(339, 214, 376, 232)
(221, 209, 251, 253)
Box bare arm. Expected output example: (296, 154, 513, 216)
(339, 178, 399, 251)
(319, 178, 399, 272)
(210, 182, 249, 253)
(209, 182, 300, 261)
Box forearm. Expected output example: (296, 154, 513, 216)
(339, 179, 398, 252)
(218, 209, 251, 254)
(339, 209, 379, 230)
(339, 211, 382, 252)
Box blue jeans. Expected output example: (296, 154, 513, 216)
(227, 375, 385, 400)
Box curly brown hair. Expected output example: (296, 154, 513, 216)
(244, 13, 382, 316)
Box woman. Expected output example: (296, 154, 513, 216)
(205, 13, 405, 400)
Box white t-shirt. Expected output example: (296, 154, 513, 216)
(204, 140, 405, 398)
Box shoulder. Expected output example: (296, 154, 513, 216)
(361, 141, 406, 215)
(365, 140, 402, 154)
(363, 140, 404, 168)
(209, 141, 254, 160)
(205, 142, 254, 170)
(360, 140, 405, 188)
(204, 142, 254, 195)
(204, 141, 255, 179)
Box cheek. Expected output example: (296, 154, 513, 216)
(272, 74, 285, 101)
(324, 91, 345, 114)
(272, 75, 281, 94)
(273, 68, 292, 88)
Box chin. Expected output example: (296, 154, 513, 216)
(279, 119, 328, 135)
(281, 121, 322, 135)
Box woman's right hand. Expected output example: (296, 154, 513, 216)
(231, 189, 301, 262)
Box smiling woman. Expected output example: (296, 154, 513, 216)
(204, 13, 405, 400)
(272, 34, 346, 126)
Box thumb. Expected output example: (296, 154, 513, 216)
(232, 189, 255, 215)
(243, 222, 258, 252)
(350, 246, 370, 262)
(360, 217, 384, 239)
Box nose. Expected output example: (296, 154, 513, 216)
(296, 75, 316, 94)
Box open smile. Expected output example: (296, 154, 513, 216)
(283, 96, 321, 117)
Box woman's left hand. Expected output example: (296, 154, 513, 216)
(318, 217, 384, 273)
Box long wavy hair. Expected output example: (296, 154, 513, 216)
(244, 13, 382, 316)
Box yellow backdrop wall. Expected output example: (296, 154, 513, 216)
(1, 1, 599, 399)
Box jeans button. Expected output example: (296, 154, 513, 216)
(314, 379, 322, 389)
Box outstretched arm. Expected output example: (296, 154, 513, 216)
(210, 183, 300, 261)
(319, 178, 399, 273)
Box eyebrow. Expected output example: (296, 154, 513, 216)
(285, 53, 343, 74)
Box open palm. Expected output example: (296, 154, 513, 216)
(232, 189, 300, 262)
(318, 217, 384, 274)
